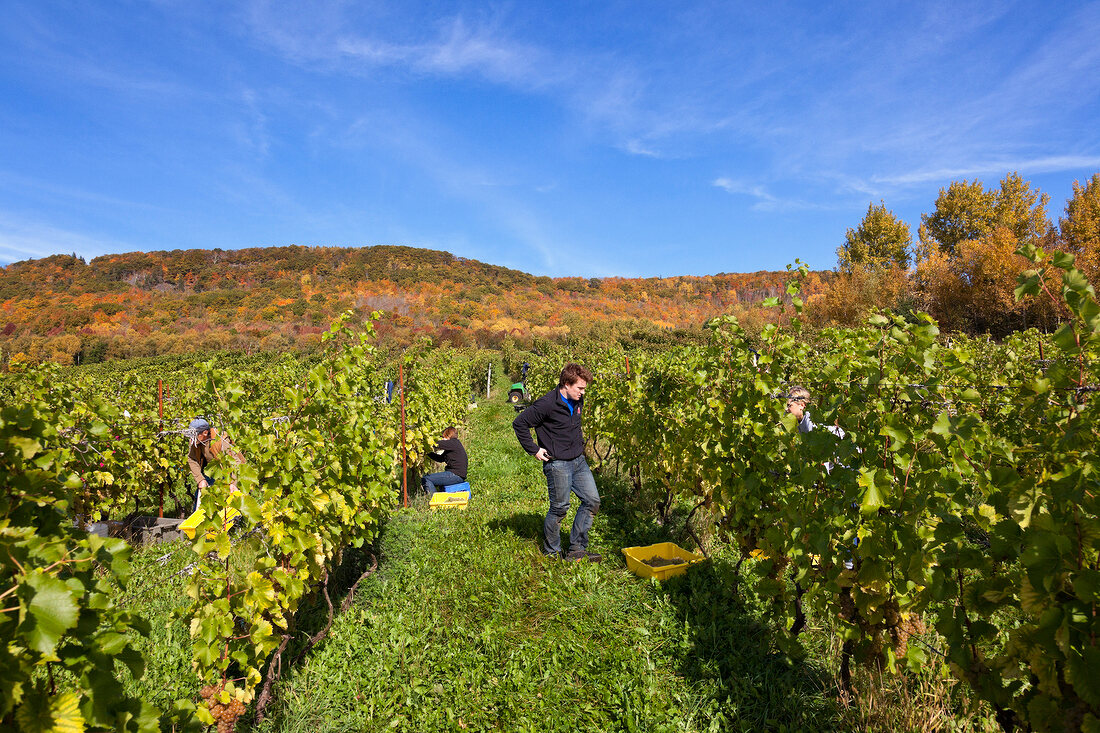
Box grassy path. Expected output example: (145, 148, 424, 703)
(251, 398, 843, 732)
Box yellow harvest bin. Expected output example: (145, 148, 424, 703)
(621, 542, 705, 581)
(180, 490, 242, 540)
(430, 490, 470, 510)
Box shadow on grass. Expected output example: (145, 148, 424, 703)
(487, 511, 545, 542)
(486, 509, 576, 557)
(659, 562, 842, 730)
(597, 474, 845, 731)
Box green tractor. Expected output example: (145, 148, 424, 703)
(507, 362, 531, 406)
(507, 382, 528, 404)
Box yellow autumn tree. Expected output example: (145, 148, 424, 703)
(1060, 172, 1100, 285)
(810, 201, 914, 327)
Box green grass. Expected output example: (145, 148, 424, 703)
(245, 399, 845, 732)
(108, 540, 200, 711)
(113, 395, 992, 731)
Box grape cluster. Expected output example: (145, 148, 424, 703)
(199, 685, 246, 733)
(837, 594, 929, 662)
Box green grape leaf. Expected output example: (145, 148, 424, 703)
(858, 468, 884, 513)
(1051, 251, 1076, 270)
(1067, 647, 1100, 707)
(23, 573, 80, 656)
(238, 494, 263, 524)
(14, 689, 85, 733)
(1015, 272, 1041, 300)
(8, 436, 43, 459)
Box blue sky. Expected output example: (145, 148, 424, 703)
(1, 1, 1098, 277)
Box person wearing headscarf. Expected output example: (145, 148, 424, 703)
(186, 417, 241, 513)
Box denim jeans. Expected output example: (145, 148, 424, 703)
(193, 474, 214, 514)
(542, 456, 600, 556)
(422, 471, 465, 493)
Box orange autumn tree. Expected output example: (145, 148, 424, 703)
(914, 172, 1059, 335)
(917, 227, 1060, 334)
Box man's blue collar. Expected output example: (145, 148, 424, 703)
(559, 390, 578, 415)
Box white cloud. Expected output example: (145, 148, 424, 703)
(0, 171, 173, 213)
(243, 4, 667, 146)
(234, 88, 271, 157)
(0, 212, 131, 264)
(874, 156, 1100, 187)
(623, 139, 662, 158)
(713, 177, 775, 203)
(250, 7, 555, 89)
(339, 109, 564, 270)
(417, 18, 536, 81)
(712, 177, 828, 212)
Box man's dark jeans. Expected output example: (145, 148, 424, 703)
(542, 456, 600, 556)
(422, 471, 465, 493)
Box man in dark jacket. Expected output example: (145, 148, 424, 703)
(513, 363, 601, 562)
(422, 426, 468, 493)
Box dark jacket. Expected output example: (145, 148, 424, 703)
(512, 388, 585, 461)
(428, 438, 468, 479)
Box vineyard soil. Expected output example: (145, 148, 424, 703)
(642, 557, 680, 568)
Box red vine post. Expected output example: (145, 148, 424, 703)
(399, 362, 407, 508)
(158, 379, 164, 518)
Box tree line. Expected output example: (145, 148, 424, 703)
(0, 243, 822, 370)
(815, 172, 1100, 336)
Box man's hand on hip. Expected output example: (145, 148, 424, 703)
(535, 448, 551, 462)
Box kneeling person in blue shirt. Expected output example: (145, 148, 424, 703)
(422, 426, 468, 493)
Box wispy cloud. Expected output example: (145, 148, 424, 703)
(977, 4, 1100, 124)
(231, 88, 272, 157)
(875, 155, 1100, 187)
(712, 177, 827, 212)
(334, 19, 546, 86)
(0, 212, 131, 265)
(243, 4, 665, 145)
(698, 4, 1100, 201)
(339, 109, 563, 271)
(0, 171, 173, 213)
(247, 6, 558, 88)
(622, 139, 662, 158)
(0, 5, 192, 101)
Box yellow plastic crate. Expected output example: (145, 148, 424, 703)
(621, 542, 705, 580)
(430, 490, 470, 510)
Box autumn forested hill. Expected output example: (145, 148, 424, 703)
(0, 245, 828, 366)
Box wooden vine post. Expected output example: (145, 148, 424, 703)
(399, 362, 408, 508)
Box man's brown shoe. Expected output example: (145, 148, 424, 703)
(565, 549, 602, 563)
